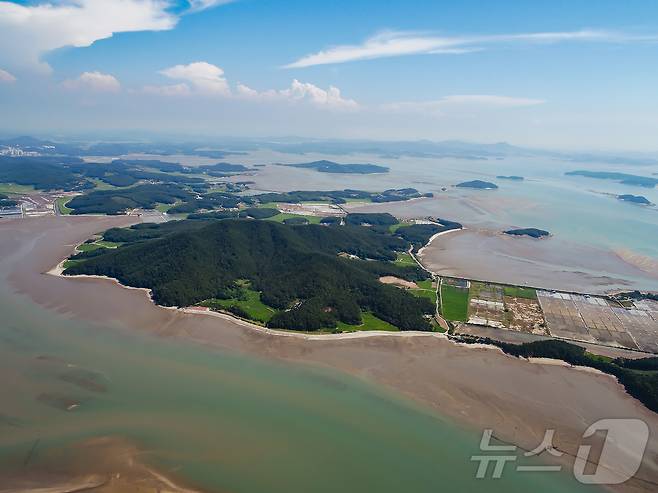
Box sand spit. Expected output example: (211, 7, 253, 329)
(3, 216, 658, 492)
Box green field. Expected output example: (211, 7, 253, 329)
(200, 289, 276, 323)
(62, 259, 84, 269)
(267, 213, 322, 224)
(410, 279, 437, 305)
(393, 252, 416, 266)
(155, 202, 180, 213)
(336, 312, 399, 332)
(0, 183, 34, 194)
(89, 178, 119, 190)
(503, 286, 537, 299)
(76, 240, 121, 253)
(440, 284, 470, 321)
(55, 197, 73, 215)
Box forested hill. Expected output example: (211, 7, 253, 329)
(64, 220, 434, 331)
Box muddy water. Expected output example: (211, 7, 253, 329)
(0, 217, 653, 492)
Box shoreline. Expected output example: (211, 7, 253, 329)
(5, 216, 658, 493)
(416, 226, 464, 256)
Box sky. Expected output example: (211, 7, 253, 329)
(0, 0, 657, 150)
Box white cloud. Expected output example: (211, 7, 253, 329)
(237, 79, 359, 110)
(142, 82, 191, 96)
(186, 0, 234, 13)
(160, 61, 230, 95)
(0, 68, 16, 83)
(152, 62, 358, 110)
(285, 29, 658, 68)
(61, 71, 121, 92)
(0, 0, 232, 73)
(384, 95, 545, 114)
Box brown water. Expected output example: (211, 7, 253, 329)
(1, 216, 656, 492)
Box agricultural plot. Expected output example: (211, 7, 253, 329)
(537, 291, 658, 353)
(440, 280, 470, 321)
(467, 281, 545, 334)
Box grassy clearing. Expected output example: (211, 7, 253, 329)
(503, 286, 537, 299)
(200, 289, 276, 323)
(267, 213, 322, 224)
(55, 197, 73, 215)
(89, 178, 118, 190)
(410, 279, 437, 304)
(440, 284, 470, 321)
(77, 243, 104, 253)
(256, 202, 280, 209)
(96, 240, 121, 248)
(393, 252, 416, 266)
(76, 240, 122, 253)
(155, 202, 180, 213)
(0, 183, 35, 194)
(336, 312, 399, 332)
(63, 259, 84, 269)
(388, 222, 405, 233)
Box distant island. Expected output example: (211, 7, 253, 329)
(496, 175, 524, 181)
(618, 194, 652, 205)
(278, 160, 389, 174)
(504, 228, 550, 239)
(566, 170, 658, 188)
(456, 180, 498, 190)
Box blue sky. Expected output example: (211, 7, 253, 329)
(1, 0, 657, 149)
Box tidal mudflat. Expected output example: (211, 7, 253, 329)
(1, 216, 657, 492)
(416, 228, 658, 294)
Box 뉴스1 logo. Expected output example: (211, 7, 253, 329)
(471, 418, 649, 484)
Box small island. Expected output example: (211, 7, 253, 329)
(496, 175, 524, 181)
(504, 228, 550, 239)
(278, 160, 389, 174)
(618, 194, 652, 205)
(456, 180, 498, 190)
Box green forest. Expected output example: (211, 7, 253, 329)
(64, 219, 435, 332)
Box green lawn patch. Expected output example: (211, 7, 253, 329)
(77, 243, 104, 253)
(503, 286, 537, 299)
(267, 213, 322, 224)
(393, 252, 416, 266)
(0, 183, 34, 194)
(63, 259, 84, 269)
(410, 279, 437, 305)
(200, 289, 276, 323)
(440, 284, 470, 321)
(55, 197, 73, 215)
(336, 312, 399, 332)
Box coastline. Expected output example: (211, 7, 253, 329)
(4, 216, 658, 492)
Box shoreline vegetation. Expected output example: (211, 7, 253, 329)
(51, 215, 658, 413)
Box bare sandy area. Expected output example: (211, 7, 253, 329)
(379, 275, 419, 289)
(2, 216, 658, 492)
(418, 228, 658, 294)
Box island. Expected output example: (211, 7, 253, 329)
(456, 180, 498, 190)
(63, 218, 435, 332)
(503, 228, 550, 239)
(566, 170, 658, 188)
(277, 160, 389, 174)
(496, 175, 524, 181)
(618, 194, 652, 205)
